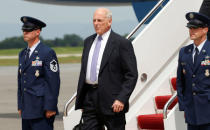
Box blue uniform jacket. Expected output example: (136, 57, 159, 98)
(17, 42, 60, 119)
(177, 40, 210, 125)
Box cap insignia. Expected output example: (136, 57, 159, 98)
(23, 17, 27, 22)
(189, 13, 194, 19)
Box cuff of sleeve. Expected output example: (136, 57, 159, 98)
(44, 99, 57, 111)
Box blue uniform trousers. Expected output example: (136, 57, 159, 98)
(188, 123, 210, 130)
(22, 116, 55, 130)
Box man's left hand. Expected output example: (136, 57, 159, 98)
(112, 100, 124, 113)
(45, 110, 56, 118)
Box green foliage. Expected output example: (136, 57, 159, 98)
(0, 34, 84, 49)
(0, 33, 133, 49)
(0, 37, 27, 49)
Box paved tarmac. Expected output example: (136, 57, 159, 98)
(0, 63, 81, 130)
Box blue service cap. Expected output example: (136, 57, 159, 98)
(186, 12, 210, 28)
(20, 16, 46, 31)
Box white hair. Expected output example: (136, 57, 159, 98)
(106, 9, 112, 19)
(95, 8, 112, 19)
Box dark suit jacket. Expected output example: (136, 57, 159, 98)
(18, 42, 60, 119)
(75, 30, 138, 115)
(177, 40, 210, 125)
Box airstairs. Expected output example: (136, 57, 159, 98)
(63, 0, 203, 129)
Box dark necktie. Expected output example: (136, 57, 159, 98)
(194, 47, 199, 65)
(25, 48, 30, 64)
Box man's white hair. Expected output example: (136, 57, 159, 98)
(106, 9, 112, 19)
(95, 8, 112, 19)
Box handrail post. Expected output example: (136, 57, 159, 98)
(163, 91, 177, 119)
(64, 92, 77, 117)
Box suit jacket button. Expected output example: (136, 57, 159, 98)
(24, 88, 27, 91)
(24, 73, 26, 75)
(192, 83, 195, 86)
(192, 75, 196, 78)
(24, 81, 26, 83)
(193, 92, 196, 95)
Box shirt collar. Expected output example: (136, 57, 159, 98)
(28, 40, 40, 57)
(96, 28, 111, 41)
(194, 39, 207, 53)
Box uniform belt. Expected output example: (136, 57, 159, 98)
(85, 83, 98, 88)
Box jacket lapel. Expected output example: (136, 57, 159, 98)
(193, 40, 209, 72)
(22, 43, 42, 72)
(19, 48, 27, 71)
(83, 35, 96, 73)
(99, 31, 115, 74)
(185, 44, 194, 71)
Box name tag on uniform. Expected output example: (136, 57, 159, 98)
(32, 60, 42, 66)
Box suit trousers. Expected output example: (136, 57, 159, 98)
(22, 116, 55, 130)
(81, 85, 126, 130)
(188, 123, 210, 130)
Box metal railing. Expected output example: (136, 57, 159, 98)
(63, 92, 77, 116)
(126, 0, 166, 40)
(163, 91, 177, 119)
(63, 0, 167, 117)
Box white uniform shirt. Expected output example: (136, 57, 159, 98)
(28, 40, 40, 58)
(193, 39, 206, 63)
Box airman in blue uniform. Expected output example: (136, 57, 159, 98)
(17, 16, 60, 130)
(177, 12, 210, 130)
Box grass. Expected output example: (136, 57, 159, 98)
(58, 56, 81, 64)
(0, 47, 83, 66)
(0, 47, 83, 56)
(0, 48, 22, 56)
(53, 47, 83, 54)
(0, 56, 81, 66)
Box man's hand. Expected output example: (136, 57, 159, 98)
(45, 110, 56, 118)
(112, 100, 124, 113)
(18, 110, 21, 117)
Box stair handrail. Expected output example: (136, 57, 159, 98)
(64, 92, 77, 117)
(163, 91, 177, 119)
(64, 0, 167, 117)
(126, 0, 166, 40)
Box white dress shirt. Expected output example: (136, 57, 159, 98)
(86, 29, 111, 84)
(193, 39, 206, 63)
(28, 40, 40, 58)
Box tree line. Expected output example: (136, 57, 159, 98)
(0, 34, 83, 49)
(0, 33, 134, 49)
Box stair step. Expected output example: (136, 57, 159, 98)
(170, 77, 177, 90)
(137, 114, 164, 129)
(155, 95, 178, 110)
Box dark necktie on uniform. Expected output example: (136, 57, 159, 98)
(90, 36, 102, 82)
(25, 48, 30, 64)
(194, 47, 199, 65)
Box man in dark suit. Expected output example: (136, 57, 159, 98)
(18, 16, 60, 130)
(75, 8, 138, 130)
(177, 12, 210, 130)
(200, 0, 210, 40)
